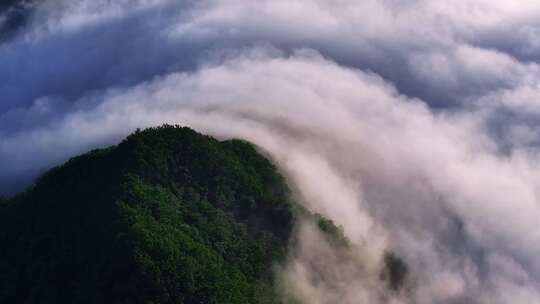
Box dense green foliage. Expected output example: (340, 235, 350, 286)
(382, 252, 409, 291)
(0, 125, 408, 303)
(0, 125, 297, 304)
(314, 214, 349, 248)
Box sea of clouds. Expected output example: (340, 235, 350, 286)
(2, 1, 540, 303)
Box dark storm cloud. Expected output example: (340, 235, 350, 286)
(0, 2, 32, 41)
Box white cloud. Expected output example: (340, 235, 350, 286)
(3, 48, 540, 302)
(3, 1, 540, 303)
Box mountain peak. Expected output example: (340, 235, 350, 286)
(0, 125, 295, 303)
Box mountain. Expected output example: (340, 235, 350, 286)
(0, 125, 407, 303)
(0, 125, 304, 303)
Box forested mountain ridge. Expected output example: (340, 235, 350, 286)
(0, 125, 407, 303)
(0, 125, 303, 303)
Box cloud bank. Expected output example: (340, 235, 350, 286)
(3, 1, 540, 303)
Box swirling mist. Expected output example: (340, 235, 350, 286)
(2, 1, 540, 303)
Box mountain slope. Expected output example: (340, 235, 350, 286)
(0, 125, 298, 304)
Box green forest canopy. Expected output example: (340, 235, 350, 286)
(0, 125, 406, 303)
